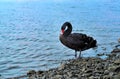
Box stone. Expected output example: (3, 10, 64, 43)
(109, 72, 114, 76)
(112, 48, 120, 53)
(104, 70, 109, 75)
(114, 60, 120, 65)
(82, 68, 85, 72)
(85, 69, 93, 73)
(67, 72, 73, 77)
(108, 65, 117, 72)
(97, 53, 104, 56)
(114, 66, 120, 73)
(103, 75, 111, 79)
(83, 73, 92, 77)
(114, 73, 120, 79)
(58, 63, 65, 70)
(42, 75, 46, 79)
(89, 76, 94, 79)
(93, 70, 104, 76)
(27, 70, 36, 77)
(54, 75, 63, 79)
(37, 70, 44, 75)
(86, 63, 92, 68)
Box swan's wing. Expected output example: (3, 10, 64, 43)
(67, 33, 88, 44)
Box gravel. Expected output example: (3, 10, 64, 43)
(26, 47, 120, 79)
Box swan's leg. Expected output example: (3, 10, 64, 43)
(79, 50, 81, 58)
(75, 50, 77, 58)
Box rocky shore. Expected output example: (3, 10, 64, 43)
(3, 38, 120, 79)
(26, 45, 120, 79)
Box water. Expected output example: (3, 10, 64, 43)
(0, 0, 120, 78)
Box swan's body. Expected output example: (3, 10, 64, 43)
(59, 22, 97, 58)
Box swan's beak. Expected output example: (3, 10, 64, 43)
(60, 29, 64, 35)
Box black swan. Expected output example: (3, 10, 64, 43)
(59, 22, 97, 58)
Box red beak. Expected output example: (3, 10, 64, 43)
(60, 29, 64, 35)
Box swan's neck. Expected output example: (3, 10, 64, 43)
(63, 23, 72, 36)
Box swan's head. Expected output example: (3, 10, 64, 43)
(60, 22, 69, 35)
(60, 25, 67, 35)
(60, 22, 72, 36)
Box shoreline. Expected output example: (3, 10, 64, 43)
(27, 45, 120, 79)
(3, 44, 120, 79)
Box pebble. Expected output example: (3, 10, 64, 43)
(112, 48, 120, 53)
(104, 70, 109, 75)
(114, 59, 120, 65)
(114, 66, 120, 73)
(114, 73, 120, 79)
(27, 70, 36, 77)
(58, 63, 65, 70)
(24, 45, 120, 79)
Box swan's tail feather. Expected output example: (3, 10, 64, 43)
(87, 36, 97, 48)
(90, 40, 97, 47)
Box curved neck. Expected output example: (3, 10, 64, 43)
(62, 22, 72, 36)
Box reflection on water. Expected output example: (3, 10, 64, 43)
(0, 0, 120, 78)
